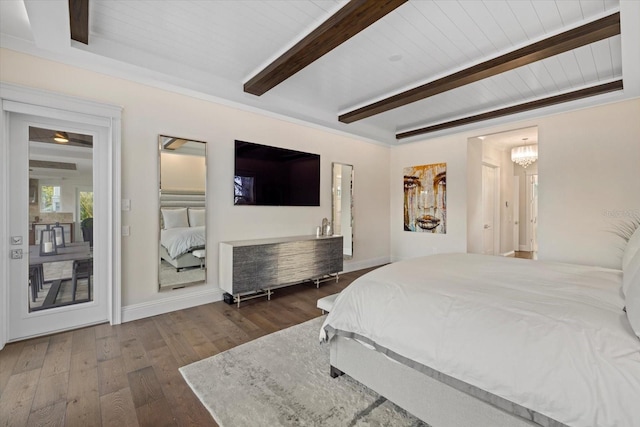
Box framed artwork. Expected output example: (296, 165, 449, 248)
(403, 163, 446, 233)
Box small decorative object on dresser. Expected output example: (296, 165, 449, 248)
(219, 235, 343, 307)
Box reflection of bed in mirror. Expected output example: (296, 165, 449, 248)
(159, 189, 206, 289)
(160, 223, 205, 270)
(158, 135, 207, 290)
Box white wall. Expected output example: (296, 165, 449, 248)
(391, 98, 640, 269)
(391, 135, 469, 261)
(0, 48, 391, 312)
(160, 152, 205, 192)
(537, 99, 640, 268)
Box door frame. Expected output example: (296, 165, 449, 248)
(0, 82, 122, 349)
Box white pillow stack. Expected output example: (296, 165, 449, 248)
(622, 227, 640, 338)
(161, 208, 189, 229)
(188, 208, 205, 227)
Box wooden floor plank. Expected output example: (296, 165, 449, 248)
(0, 265, 379, 426)
(135, 396, 177, 427)
(147, 346, 215, 426)
(0, 368, 41, 426)
(97, 356, 130, 397)
(120, 338, 151, 374)
(100, 387, 139, 427)
(127, 366, 165, 409)
(12, 337, 49, 374)
(30, 371, 69, 412)
(40, 334, 72, 378)
(0, 340, 25, 394)
(71, 327, 96, 355)
(26, 400, 67, 427)
(96, 335, 122, 362)
(65, 366, 101, 426)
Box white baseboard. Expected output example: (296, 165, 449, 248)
(501, 251, 515, 257)
(121, 287, 224, 323)
(343, 256, 390, 273)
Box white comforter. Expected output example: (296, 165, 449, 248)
(321, 253, 640, 427)
(161, 226, 205, 259)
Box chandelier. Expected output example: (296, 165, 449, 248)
(511, 144, 538, 168)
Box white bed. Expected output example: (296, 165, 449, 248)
(321, 252, 640, 427)
(160, 225, 206, 270)
(159, 196, 206, 271)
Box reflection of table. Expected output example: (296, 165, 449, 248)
(29, 242, 92, 310)
(29, 242, 92, 265)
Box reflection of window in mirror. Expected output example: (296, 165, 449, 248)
(234, 176, 255, 205)
(40, 185, 61, 212)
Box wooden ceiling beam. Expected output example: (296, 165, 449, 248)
(341, 12, 621, 124)
(396, 80, 623, 140)
(243, 0, 407, 96)
(69, 0, 89, 44)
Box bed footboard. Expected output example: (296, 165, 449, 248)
(329, 335, 540, 427)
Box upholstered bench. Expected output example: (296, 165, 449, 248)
(317, 293, 339, 314)
(192, 249, 206, 269)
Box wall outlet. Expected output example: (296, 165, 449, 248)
(122, 199, 131, 211)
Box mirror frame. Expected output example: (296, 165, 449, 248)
(331, 162, 354, 260)
(158, 135, 208, 290)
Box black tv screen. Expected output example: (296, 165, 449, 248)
(234, 140, 320, 206)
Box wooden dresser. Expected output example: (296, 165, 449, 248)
(219, 235, 343, 306)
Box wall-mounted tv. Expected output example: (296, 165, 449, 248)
(234, 140, 320, 206)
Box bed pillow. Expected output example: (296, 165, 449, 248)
(623, 249, 640, 296)
(625, 263, 640, 339)
(161, 208, 189, 229)
(622, 226, 640, 271)
(188, 208, 205, 227)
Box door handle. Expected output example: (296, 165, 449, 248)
(484, 224, 490, 229)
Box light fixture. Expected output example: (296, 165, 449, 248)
(511, 144, 538, 168)
(53, 131, 69, 143)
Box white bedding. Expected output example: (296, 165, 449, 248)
(160, 226, 205, 259)
(321, 253, 640, 427)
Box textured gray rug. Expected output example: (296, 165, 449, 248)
(180, 316, 427, 427)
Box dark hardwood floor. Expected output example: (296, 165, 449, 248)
(0, 267, 378, 427)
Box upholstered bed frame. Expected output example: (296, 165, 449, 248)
(159, 189, 205, 271)
(330, 336, 541, 427)
(159, 245, 202, 270)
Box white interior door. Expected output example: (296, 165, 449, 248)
(482, 165, 497, 255)
(7, 113, 108, 341)
(513, 176, 520, 251)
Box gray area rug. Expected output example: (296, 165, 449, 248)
(180, 316, 428, 427)
(159, 259, 204, 288)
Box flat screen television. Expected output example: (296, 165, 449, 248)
(234, 140, 320, 206)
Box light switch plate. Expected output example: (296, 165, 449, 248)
(122, 225, 130, 236)
(122, 199, 131, 211)
(11, 236, 23, 245)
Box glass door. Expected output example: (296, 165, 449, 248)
(7, 113, 107, 340)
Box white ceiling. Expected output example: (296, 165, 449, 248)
(1, 0, 639, 145)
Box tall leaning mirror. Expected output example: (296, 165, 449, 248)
(332, 163, 354, 259)
(158, 135, 207, 290)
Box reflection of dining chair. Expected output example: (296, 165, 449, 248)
(29, 265, 42, 302)
(72, 259, 93, 301)
(81, 217, 93, 248)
